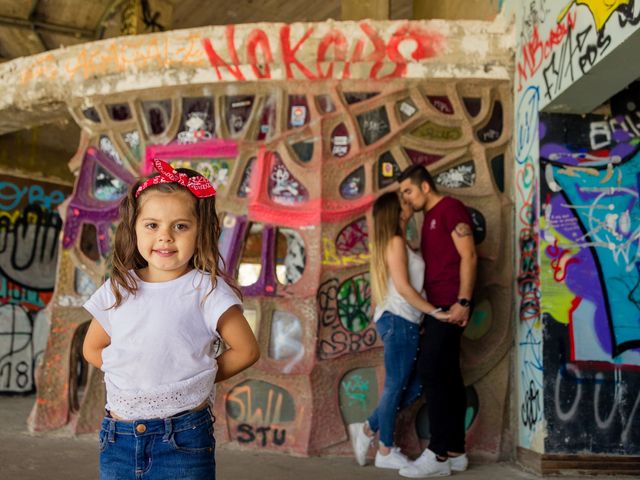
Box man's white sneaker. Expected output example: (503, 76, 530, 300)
(399, 449, 451, 478)
(449, 453, 468, 472)
(375, 447, 411, 470)
(348, 422, 372, 466)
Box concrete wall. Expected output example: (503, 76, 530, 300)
(0, 19, 515, 458)
(0, 124, 77, 184)
(514, 0, 640, 459)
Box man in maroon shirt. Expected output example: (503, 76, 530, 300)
(397, 164, 477, 478)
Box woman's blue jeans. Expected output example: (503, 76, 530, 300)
(367, 311, 422, 447)
(99, 408, 215, 479)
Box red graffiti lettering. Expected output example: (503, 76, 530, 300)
(280, 25, 316, 79)
(316, 29, 348, 79)
(385, 24, 445, 78)
(202, 25, 245, 81)
(517, 11, 576, 91)
(247, 29, 273, 79)
(203, 22, 446, 81)
(350, 22, 386, 79)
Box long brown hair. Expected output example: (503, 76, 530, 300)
(370, 192, 402, 305)
(109, 168, 241, 307)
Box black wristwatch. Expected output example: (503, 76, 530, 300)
(457, 298, 471, 308)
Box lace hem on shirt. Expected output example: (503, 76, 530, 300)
(105, 369, 216, 420)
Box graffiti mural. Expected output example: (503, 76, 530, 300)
(435, 161, 476, 188)
(276, 229, 305, 285)
(202, 23, 446, 82)
(514, 83, 543, 449)
(544, 319, 640, 453)
(226, 380, 295, 447)
(515, 0, 640, 460)
(269, 311, 304, 374)
(269, 154, 309, 205)
(539, 95, 640, 452)
(322, 218, 370, 268)
(516, 0, 640, 104)
(0, 176, 69, 392)
(317, 275, 377, 360)
(339, 368, 379, 424)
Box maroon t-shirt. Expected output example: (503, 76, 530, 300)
(421, 196, 472, 306)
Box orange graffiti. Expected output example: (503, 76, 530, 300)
(227, 385, 286, 425)
(19, 32, 207, 85)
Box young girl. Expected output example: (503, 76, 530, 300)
(82, 159, 260, 479)
(350, 191, 449, 470)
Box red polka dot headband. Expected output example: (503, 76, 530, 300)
(135, 159, 217, 199)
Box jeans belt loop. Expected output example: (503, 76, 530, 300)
(107, 418, 116, 443)
(162, 417, 173, 442)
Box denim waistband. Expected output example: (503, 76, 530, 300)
(378, 310, 421, 325)
(101, 407, 212, 440)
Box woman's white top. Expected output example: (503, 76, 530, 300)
(83, 269, 241, 420)
(373, 246, 426, 324)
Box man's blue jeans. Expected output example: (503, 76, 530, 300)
(367, 311, 422, 447)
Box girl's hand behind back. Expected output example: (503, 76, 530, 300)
(82, 319, 111, 369)
(215, 306, 260, 383)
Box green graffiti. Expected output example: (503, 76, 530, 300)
(341, 374, 370, 410)
(337, 274, 372, 332)
(339, 368, 379, 424)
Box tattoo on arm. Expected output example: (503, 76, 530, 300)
(454, 223, 473, 238)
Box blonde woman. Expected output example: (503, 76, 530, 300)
(350, 191, 449, 470)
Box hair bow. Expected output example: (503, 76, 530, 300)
(135, 159, 217, 198)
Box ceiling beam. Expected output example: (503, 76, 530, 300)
(27, 1, 49, 53)
(413, 0, 499, 20)
(341, 0, 389, 20)
(0, 15, 95, 39)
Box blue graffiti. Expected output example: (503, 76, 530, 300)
(519, 321, 544, 389)
(516, 86, 540, 164)
(549, 151, 640, 355)
(0, 182, 66, 211)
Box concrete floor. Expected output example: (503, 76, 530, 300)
(0, 395, 633, 480)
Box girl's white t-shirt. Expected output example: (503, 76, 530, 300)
(84, 269, 241, 420)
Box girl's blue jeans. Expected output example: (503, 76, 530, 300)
(367, 311, 422, 447)
(99, 407, 215, 479)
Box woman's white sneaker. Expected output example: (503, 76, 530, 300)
(348, 422, 372, 466)
(375, 447, 411, 469)
(399, 449, 451, 478)
(449, 453, 468, 472)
